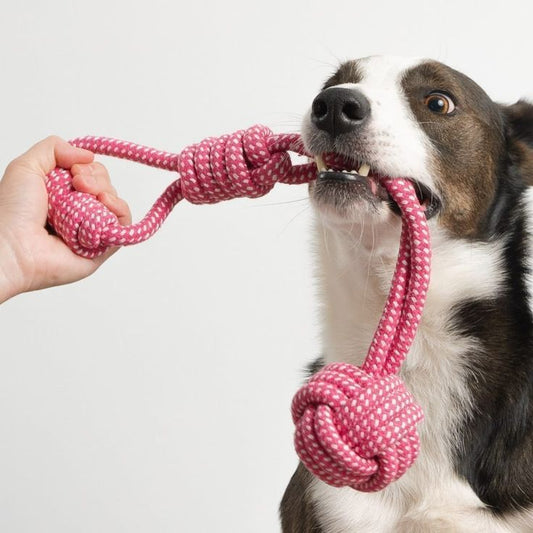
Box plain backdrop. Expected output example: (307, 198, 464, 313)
(1, 1, 532, 531)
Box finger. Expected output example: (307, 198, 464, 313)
(10, 136, 94, 176)
(98, 192, 132, 226)
(54, 140, 94, 169)
(71, 162, 117, 196)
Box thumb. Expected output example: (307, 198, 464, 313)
(14, 135, 94, 176)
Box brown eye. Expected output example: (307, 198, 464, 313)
(424, 93, 455, 114)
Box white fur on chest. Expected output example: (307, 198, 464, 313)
(309, 216, 517, 532)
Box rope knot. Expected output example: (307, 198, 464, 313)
(46, 168, 119, 257)
(178, 125, 292, 204)
(291, 362, 424, 492)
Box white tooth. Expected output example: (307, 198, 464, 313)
(358, 163, 370, 177)
(315, 154, 326, 172)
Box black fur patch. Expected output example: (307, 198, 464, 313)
(306, 356, 325, 377)
(478, 144, 528, 240)
(452, 206, 533, 513)
(505, 100, 533, 148)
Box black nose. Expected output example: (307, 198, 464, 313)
(311, 87, 370, 137)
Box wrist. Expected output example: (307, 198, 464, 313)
(0, 230, 27, 303)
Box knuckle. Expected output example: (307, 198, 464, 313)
(4, 158, 21, 174)
(118, 198, 130, 211)
(43, 134, 64, 146)
(92, 161, 110, 177)
(92, 161, 106, 171)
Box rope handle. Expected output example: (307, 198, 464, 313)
(46, 125, 321, 258)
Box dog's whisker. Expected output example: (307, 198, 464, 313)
(248, 197, 310, 208)
(276, 205, 311, 237)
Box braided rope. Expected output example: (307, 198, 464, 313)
(46, 126, 316, 258)
(45, 125, 430, 492)
(291, 180, 430, 491)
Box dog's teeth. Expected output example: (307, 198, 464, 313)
(315, 154, 327, 172)
(358, 163, 371, 177)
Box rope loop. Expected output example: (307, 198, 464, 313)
(46, 125, 315, 258)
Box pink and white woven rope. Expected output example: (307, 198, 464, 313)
(291, 180, 430, 492)
(45, 125, 430, 493)
(46, 126, 316, 258)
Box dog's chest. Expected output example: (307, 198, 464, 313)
(310, 326, 479, 532)
(310, 223, 508, 531)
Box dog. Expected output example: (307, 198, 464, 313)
(279, 56, 533, 532)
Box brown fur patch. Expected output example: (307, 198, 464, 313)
(322, 60, 362, 89)
(401, 61, 506, 238)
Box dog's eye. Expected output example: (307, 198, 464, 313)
(424, 93, 455, 114)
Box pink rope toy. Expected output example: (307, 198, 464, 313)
(45, 124, 430, 492)
(46, 125, 315, 258)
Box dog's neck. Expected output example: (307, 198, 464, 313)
(312, 211, 510, 497)
(314, 215, 506, 370)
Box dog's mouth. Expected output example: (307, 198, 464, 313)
(313, 153, 441, 219)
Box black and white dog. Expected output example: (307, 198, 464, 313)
(280, 56, 533, 532)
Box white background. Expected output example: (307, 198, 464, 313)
(1, 1, 532, 531)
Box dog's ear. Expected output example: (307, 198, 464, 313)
(503, 100, 533, 183)
(505, 100, 533, 147)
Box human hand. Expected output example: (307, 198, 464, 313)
(0, 136, 131, 303)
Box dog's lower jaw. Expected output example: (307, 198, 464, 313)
(308, 180, 399, 238)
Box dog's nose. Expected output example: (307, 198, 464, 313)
(311, 87, 370, 137)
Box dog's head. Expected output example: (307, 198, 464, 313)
(302, 55, 533, 240)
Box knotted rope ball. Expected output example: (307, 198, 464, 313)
(45, 125, 430, 493)
(292, 363, 423, 492)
